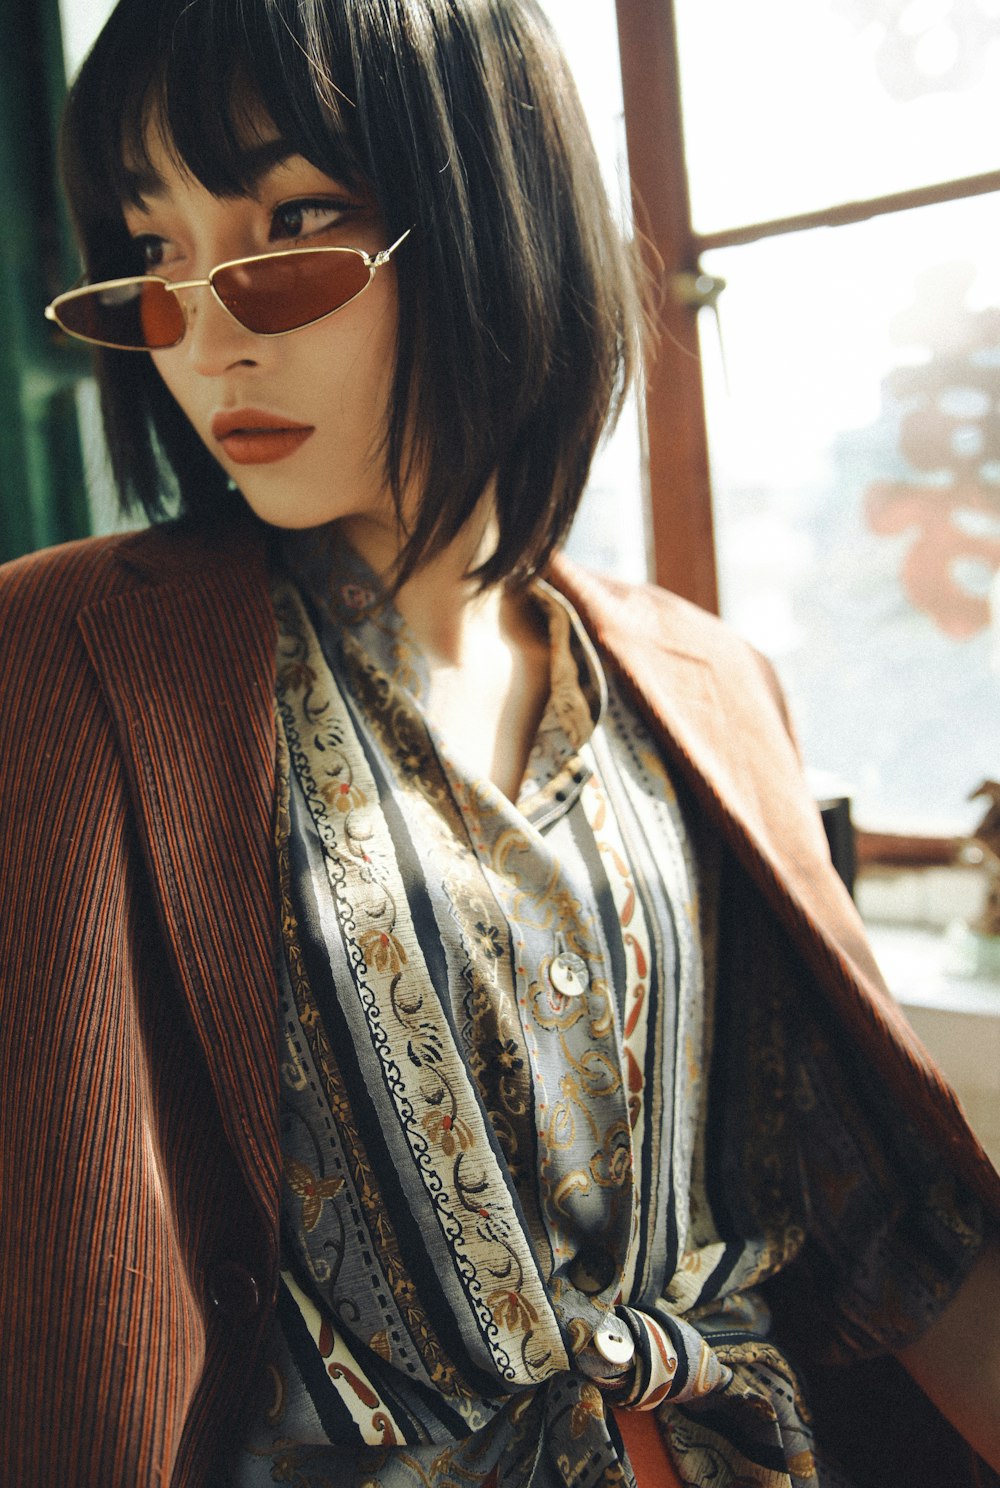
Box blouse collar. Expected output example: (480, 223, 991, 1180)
(278, 524, 607, 823)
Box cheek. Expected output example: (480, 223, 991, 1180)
(341, 287, 398, 403)
(313, 320, 396, 441)
(150, 350, 197, 421)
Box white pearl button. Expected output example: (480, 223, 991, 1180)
(549, 951, 589, 997)
(592, 1318, 635, 1367)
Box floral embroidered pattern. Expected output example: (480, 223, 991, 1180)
(284, 1157, 345, 1233)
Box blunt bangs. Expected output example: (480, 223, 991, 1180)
(62, 0, 372, 275)
(60, 0, 642, 584)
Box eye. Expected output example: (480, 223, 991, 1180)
(130, 234, 168, 271)
(269, 198, 352, 242)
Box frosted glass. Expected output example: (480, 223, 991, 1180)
(702, 191, 1000, 832)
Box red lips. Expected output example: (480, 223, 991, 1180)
(211, 409, 315, 465)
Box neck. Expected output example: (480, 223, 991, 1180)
(340, 501, 513, 667)
(336, 500, 552, 802)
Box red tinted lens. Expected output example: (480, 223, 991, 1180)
(212, 249, 372, 333)
(55, 280, 184, 349)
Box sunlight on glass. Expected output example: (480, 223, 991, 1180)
(674, 0, 1000, 232)
(542, 0, 648, 581)
(702, 192, 1000, 832)
(59, 0, 116, 76)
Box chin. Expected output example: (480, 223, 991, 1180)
(258, 509, 338, 532)
(236, 489, 403, 547)
(234, 484, 347, 532)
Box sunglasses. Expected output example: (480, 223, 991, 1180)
(44, 229, 411, 351)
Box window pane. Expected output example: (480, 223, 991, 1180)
(542, 0, 649, 580)
(675, 0, 1000, 233)
(58, 0, 115, 76)
(702, 192, 1000, 833)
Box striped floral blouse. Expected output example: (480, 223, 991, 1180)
(235, 528, 982, 1488)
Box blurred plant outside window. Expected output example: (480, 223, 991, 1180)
(675, 0, 1000, 835)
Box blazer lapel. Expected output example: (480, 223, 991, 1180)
(548, 553, 859, 946)
(77, 521, 280, 1237)
(550, 554, 1000, 1216)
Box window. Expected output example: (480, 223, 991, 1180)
(616, 0, 1000, 838)
(542, 0, 649, 582)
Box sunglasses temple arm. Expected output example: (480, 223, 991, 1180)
(380, 227, 413, 263)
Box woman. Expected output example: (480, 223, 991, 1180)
(1, 1, 998, 1484)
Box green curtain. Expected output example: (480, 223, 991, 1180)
(0, 1, 91, 563)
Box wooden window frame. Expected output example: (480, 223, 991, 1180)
(613, 0, 993, 868)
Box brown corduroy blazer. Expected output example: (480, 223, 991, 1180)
(1, 516, 998, 1488)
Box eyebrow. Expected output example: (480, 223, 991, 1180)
(123, 138, 299, 205)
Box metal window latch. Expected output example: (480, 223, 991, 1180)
(670, 271, 727, 310)
(669, 270, 730, 391)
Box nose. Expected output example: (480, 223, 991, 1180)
(172, 282, 260, 375)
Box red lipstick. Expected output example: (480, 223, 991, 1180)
(211, 409, 315, 465)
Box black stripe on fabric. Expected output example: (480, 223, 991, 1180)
(594, 716, 683, 1292)
(674, 1405, 791, 1474)
(276, 1278, 366, 1444)
(641, 861, 681, 1288)
(649, 1307, 690, 1398)
(650, 877, 682, 1281)
(703, 1068, 740, 1243)
(639, 866, 681, 1281)
(603, 1408, 630, 1478)
(697, 1240, 747, 1306)
(627, 881, 667, 1291)
(337, 683, 455, 1035)
(633, 942, 664, 1293)
(285, 781, 521, 1403)
(564, 799, 629, 1027)
(662, 1185, 680, 1303)
(702, 861, 745, 1244)
(356, 1340, 482, 1441)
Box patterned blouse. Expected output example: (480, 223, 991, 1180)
(235, 529, 982, 1488)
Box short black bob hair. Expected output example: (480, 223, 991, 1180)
(61, 0, 642, 588)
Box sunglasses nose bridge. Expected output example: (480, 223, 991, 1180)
(163, 274, 213, 296)
(162, 272, 256, 342)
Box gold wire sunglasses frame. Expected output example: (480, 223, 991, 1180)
(44, 229, 412, 351)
